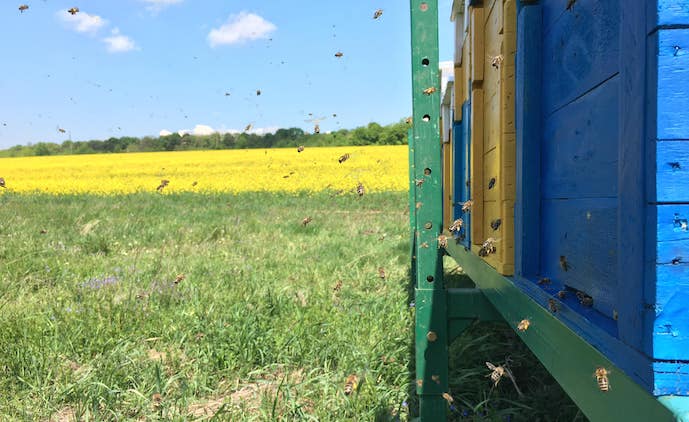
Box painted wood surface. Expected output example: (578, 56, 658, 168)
(648, 0, 689, 33)
(656, 141, 689, 203)
(654, 29, 689, 141)
(541, 0, 620, 116)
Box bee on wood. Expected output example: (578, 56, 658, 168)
(297, 145, 305, 153)
(517, 319, 530, 331)
(490, 219, 502, 231)
(334, 51, 343, 58)
(431, 375, 440, 384)
(557, 290, 566, 299)
(461, 200, 473, 213)
(594, 367, 610, 392)
(566, 0, 576, 11)
(301, 216, 312, 226)
(613, 309, 619, 320)
(449, 218, 463, 233)
(344, 374, 359, 395)
(174, 274, 185, 285)
(68, 7, 79, 15)
(373, 9, 383, 19)
(491, 55, 504, 68)
(18, 4, 29, 13)
(486, 362, 506, 387)
(244, 123, 253, 132)
(414, 178, 424, 187)
(437, 235, 447, 249)
(0, 177, 5, 188)
(478, 237, 497, 257)
(537, 277, 551, 285)
(576, 291, 593, 307)
(356, 182, 365, 197)
(378, 267, 386, 279)
(423, 86, 436, 95)
(156, 179, 169, 192)
(548, 298, 558, 313)
(333, 280, 342, 292)
(560, 256, 570, 271)
(405, 117, 413, 124)
(442, 392, 454, 404)
(256, 89, 261, 96)
(338, 153, 350, 163)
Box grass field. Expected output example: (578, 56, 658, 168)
(0, 190, 583, 421)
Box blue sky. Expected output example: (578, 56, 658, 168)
(0, 0, 454, 149)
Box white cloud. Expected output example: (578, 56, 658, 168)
(159, 129, 173, 136)
(103, 28, 138, 53)
(208, 12, 276, 47)
(57, 10, 107, 34)
(192, 124, 215, 136)
(140, 0, 184, 12)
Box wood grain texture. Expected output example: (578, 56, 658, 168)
(471, 6, 485, 84)
(654, 29, 689, 140)
(541, 76, 619, 199)
(541, 0, 620, 115)
(470, 87, 485, 245)
(653, 362, 689, 396)
(648, 0, 689, 34)
(655, 141, 689, 203)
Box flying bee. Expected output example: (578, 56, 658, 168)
(356, 182, 365, 197)
(224, 92, 231, 96)
(68, 7, 79, 15)
(256, 89, 261, 96)
(442, 392, 454, 404)
(301, 216, 312, 226)
(18, 4, 29, 13)
(491, 54, 504, 68)
(333, 280, 342, 292)
(191, 181, 198, 187)
(461, 200, 473, 213)
(517, 319, 530, 331)
(305, 116, 326, 134)
(244, 123, 253, 132)
(378, 266, 386, 279)
(449, 218, 463, 233)
(58, 128, 67, 133)
(156, 179, 169, 192)
(313, 124, 320, 134)
(486, 362, 506, 387)
(537, 277, 551, 285)
(423, 86, 436, 95)
(373, 9, 383, 19)
(437, 235, 448, 249)
(174, 274, 185, 285)
(334, 51, 343, 58)
(297, 145, 305, 153)
(344, 374, 359, 395)
(405, 117, 413, 124)
(594, 367, 610, 392)
(0, 177, 5, 188)
(478, 237, 497, 257)
(560, 255, 570, 271)
(548, 298, 558, 313)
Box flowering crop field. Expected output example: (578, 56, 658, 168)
(0, 145, 408, 195)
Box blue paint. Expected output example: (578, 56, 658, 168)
(514, 4, 542, 278)
(658, 396, 689, 421)
(655, 29, 689, 140)
(541, 0, 620, 115)
(654, 362, 689, 395)
(452, 116, 471, 248)
(649, 0, 689, 33)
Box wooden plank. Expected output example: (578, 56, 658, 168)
(471, 6, 485, 84)
(470, 87, 484, 245)
(502, 64, 516, 134)
(648, 0, 689, 34)
(653, 362, 689, 396)
(655, 141, 689, 203)
(443, 142, 453, 230)
(541, 76, 620, 199)
(515, 4, 542, 278)
(453, 66, 464, 120)
(541, 0, 620, 115)
(540, 198, 618, 320)
(617, 0, 646, 351)
(483, 147, 499, 202)
(654, 29, 689, 141)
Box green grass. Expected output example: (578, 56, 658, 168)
(0, 191, 582, 421)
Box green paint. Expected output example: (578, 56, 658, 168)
(446, 288, 502, 342)
(444, 241, 676, 422)
(410, 0, 447, 420)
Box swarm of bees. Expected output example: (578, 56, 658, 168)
(344, 374, 359, 395)
(559, 255, 570, 271)
(301, 216, 312, 226)
(338, 153, 350, 163)
(478, 237, 497, 257)
(334, 51, 344, 58)
(423, 86, 436, 95)
(156, 179, 169, 192)
(356, 182, 365, 197)
(0, 177, 5, 188)
(68, 7, 79, 15)
(174, 274, 185, 285)
(517, 319, 530, 331)
(594, 367, 610, 392)
(378, 266, 386, 279)
(373, 9, 383, 19)
(437, 234, 447, 249)
(448, 218, 463, 233)
(461, 200, 473, 213)
(297, 145, 305, 153)
(19, 4, 29, 13)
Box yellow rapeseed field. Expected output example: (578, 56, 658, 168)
(0, 146, 408, 194)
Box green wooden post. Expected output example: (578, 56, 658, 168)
(410, 1, 447, 419)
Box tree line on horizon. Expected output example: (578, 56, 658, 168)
(0, 120, 411, 157)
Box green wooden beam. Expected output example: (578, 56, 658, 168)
(410, 0, 447, 420)
(443, 240, 676, 422)
(446, 288, 502, 342)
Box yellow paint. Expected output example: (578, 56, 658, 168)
(470, 7, 484, 84)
